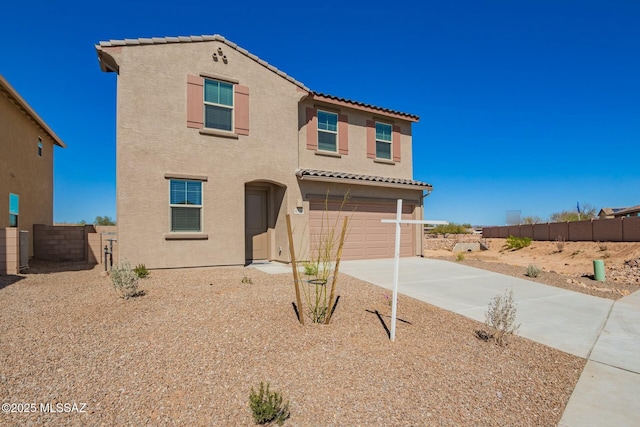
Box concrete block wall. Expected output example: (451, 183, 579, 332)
(0, 228, 19, 275)
(568, 220, 593, 241)
(623, 217, 640, 242)
(33, 224, 87, 261)
(533, 223, 550, 240)
(88, 226, 118, 265)
(482, 217, 640, 242)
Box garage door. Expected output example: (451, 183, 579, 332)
(309, 200, 414, 260)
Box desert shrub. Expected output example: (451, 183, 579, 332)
(242, 276, 253, 284)
(426, 223, 471, 234)
(504, 235, 532, 250)
(526, 264, 541, 278)
(598, 242, 608, 252)
(456, 253, 465, 261)
(249, 382, 290, 426)
(111, 262, 140, 299)
(485, 289, 520, 346)
(555, 236, 565, 252)
(133, 263, 149, 278)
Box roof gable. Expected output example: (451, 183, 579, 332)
(95, 34, 418, 121)
(0, 74, 66, 148)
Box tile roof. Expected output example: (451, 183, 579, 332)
(612, 205, 640, 216)
(95, 34, 418, 121)
(295, 169, 432, 190)
(311, 92, 419, 121)
(0, 74, 66, 148)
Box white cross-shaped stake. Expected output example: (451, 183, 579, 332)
(382, 199, 448, 341)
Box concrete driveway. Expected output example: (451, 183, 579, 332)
(250, 257, 640, 425)
(337, 257, 640, 427)
(339, 257, 612, 358)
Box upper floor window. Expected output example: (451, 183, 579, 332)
(38, 138, 43, 157)
(317, 110, 338, 152)
(9, 193, 19, 227)
(170, 180, 202, 232)
(204, 79, 233, 131)
(375, 122, 392, 160)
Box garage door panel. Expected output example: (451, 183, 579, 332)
(309, 200, 414, 260)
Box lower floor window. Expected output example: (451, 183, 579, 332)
(170, 180, 202, 232)
(9, 193, 19, 227)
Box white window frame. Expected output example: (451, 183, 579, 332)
(375, 122, 392, 160)
(317, 110, 338, 153)
(169, 180, 203, 233)
(203, 78, 234, 132)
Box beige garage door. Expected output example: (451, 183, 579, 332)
(309, 200, 414, 260)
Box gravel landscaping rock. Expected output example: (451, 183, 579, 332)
(0, 261, 584, 426)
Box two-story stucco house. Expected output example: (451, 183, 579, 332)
(95, 35, 432, 269)
(1, 74, 66, 273)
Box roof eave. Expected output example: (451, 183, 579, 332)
(296, 173, 432, 191)
(0, 75, 66, 148)
(310, 93, 419, 122)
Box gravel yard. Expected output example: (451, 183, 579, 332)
(1, 261, 583, 426)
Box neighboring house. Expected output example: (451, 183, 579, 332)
(611, 205, 640, 218)
(95, 34, 432, 269)
(598, 207, 627, 219)
(0, 74, 66, 260)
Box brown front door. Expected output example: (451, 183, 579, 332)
(245, 189, 268, 261)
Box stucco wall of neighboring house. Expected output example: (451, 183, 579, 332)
(105, 41, 308, 268)
(0, 92, 56, 257)
(298, 100, 415, 179)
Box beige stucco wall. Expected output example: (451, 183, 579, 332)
(0, 93, 56, 257)
(298, 99, 414, 179)
(107, 41, 307, 268)
(104, 39, 425, 269)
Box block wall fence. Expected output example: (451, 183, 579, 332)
(0, 228, 20, 274)
(32, 224, 118, 263)
(482, 217, 640, 242)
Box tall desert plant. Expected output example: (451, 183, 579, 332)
(298, 192, 352, 323)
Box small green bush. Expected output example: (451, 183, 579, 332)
(302, 261, 318, 276)
(133, 263, 149, 278)
(111, 262, 141, 299)
(426, 223, 471, 234)
(456, 253, 465, 261)
(249, 382, 290, 425)
(505, 235, 532, 250)
(526, 264, 541, 278)
(242, 276, 253, 284)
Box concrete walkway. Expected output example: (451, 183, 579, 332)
(252, 257, 640, 426)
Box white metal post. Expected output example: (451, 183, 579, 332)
(381, 200, 448, 342)
(390, 199, 402, 341)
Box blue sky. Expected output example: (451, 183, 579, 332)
(1, 0, 638, 226)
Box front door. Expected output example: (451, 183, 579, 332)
(245, 189, 268, 261)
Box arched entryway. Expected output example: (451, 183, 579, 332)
(244, 180, 286, 263)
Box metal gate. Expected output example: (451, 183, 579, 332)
(19, 230, 29, 270)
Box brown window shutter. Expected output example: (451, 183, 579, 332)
(338, 114, 349, 155)
(235, 85, 250, 135)
(392, 125, 401, 162)
(306, 107, 317, 150)
(366, 120, 376, 159)
(187, 75, 204, 128)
